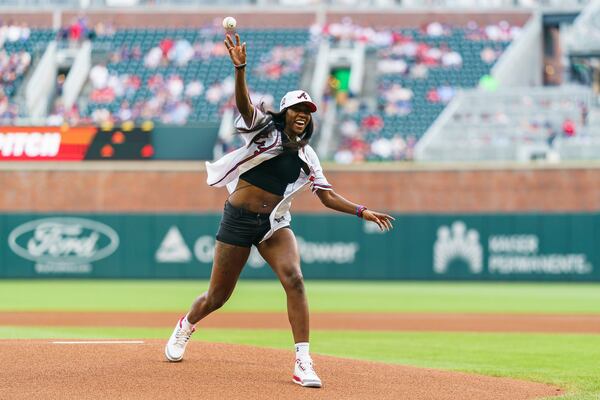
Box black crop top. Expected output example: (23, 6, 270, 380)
(240, 149, 303, 196)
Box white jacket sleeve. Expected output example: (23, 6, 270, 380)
(303, 145, 333, 193)
(233, 107, 269, 145)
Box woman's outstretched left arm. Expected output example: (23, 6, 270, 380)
(316, 189, 395, 232)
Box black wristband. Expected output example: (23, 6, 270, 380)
(234, 63, 246, 70)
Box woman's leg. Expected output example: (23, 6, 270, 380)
(257, 228, 321, 387)
(165, 240, 249, 362)
(187, 240, 251, 324)
(257, 228, 308, 343)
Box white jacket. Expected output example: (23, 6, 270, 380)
(205, 107, 332, 243)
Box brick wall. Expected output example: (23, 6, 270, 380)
(1, 167, 598, 213)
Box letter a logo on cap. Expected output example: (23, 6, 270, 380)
(280, 90, 317, 112)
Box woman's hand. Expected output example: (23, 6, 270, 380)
(362, 210, 395, 232)
(224, 33, 246, 67)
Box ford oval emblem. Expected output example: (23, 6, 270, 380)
(8, 217, 119, 264)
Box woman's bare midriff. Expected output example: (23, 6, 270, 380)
(228, 178, 283, 213)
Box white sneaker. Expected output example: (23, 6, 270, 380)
(292, 358, 322, 388)
(164, 316, 195, 362)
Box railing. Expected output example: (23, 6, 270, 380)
(490, 12, 542, 87)
(25, 41, 58, 118)
(566, 0, 600, 55)
(62, 40, 92, 110)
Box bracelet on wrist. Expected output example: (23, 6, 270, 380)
(234, 63, 246, 70)
(356, 205, 367, 218)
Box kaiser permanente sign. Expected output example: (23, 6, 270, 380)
(0, 213, 597, 281)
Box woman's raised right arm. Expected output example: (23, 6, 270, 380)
(224, 33, 254, 127)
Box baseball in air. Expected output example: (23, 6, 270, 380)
(222, 17, 237, 30)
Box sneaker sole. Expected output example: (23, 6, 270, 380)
(293, 375, 322, 388)
(164, 345, 183, 362)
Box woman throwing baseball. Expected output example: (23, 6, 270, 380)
(165, 33, 394, 388)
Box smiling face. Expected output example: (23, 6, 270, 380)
(284, 103, 313, 138)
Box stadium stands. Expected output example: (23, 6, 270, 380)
(414, 85, 595, 161)
(0, 22, 53, 124)
(2, 18, 523, 161)
(81, 28, 309, 125)
(327, 21, 517, 162)
(3, 4, 597, 163)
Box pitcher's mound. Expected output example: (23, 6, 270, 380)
(0, 340, 561, 399)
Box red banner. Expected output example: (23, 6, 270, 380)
(0, 127, 98, 161)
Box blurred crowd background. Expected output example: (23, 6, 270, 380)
(0, 0, 598, 163)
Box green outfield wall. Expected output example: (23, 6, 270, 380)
(0, 213, 597, 281)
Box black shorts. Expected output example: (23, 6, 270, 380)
(216, 201, 272, 248)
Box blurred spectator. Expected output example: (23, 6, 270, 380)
(0, 88, 18, 124)
(480, 47, 500, 64)
(86, 65, 210, 125)
(340, 119, 359, 138)
(89, 63, 109, 90)
(0, 49, 32, 116)
(169, 39, 194, 66)
(118, 100, 133, 121)
(159, 38, 174, 58)
(437, 84, 456, 103)
(167, 74, 184, 99)
(465, 20, 521, 42)
(371, 137, 393, 158)
(425, 22, 450, 37)
(254, 46, 304, 80)
(185, 80, 204, 98)
(144, 46, 163, 68)
(442, 50, 462, 68)
(314, 18, 518, 48)
(69, 20, 83, 42)
(6, 22, 22, 42)
(19, 22, 30, 41)
(562, 118, 576, 137)
(94, 21, 115, 38)
(334, 112, 417, 162)
(193, 39, 229, 60)
(110, 45, 142, 63)
(57, 16, 95, 44)
(381, 83, 413, 115)
(206, 76, 235, 105)
(362, 114, 384, 132)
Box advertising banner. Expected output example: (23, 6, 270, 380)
(0, 125, 153, 161)
(0, 213, 598, 281)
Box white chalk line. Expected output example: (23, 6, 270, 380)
(51, 341, 145, 345)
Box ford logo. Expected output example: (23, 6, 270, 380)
(8, 217, 119, 264)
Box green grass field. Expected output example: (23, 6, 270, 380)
(2, 280, 599, 400)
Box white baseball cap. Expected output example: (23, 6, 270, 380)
(279, 90, 317, 112)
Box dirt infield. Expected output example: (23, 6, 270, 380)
(1, 311, 582, 399)
(0, 340, 562, 400)
(2, 311, 600, 333)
